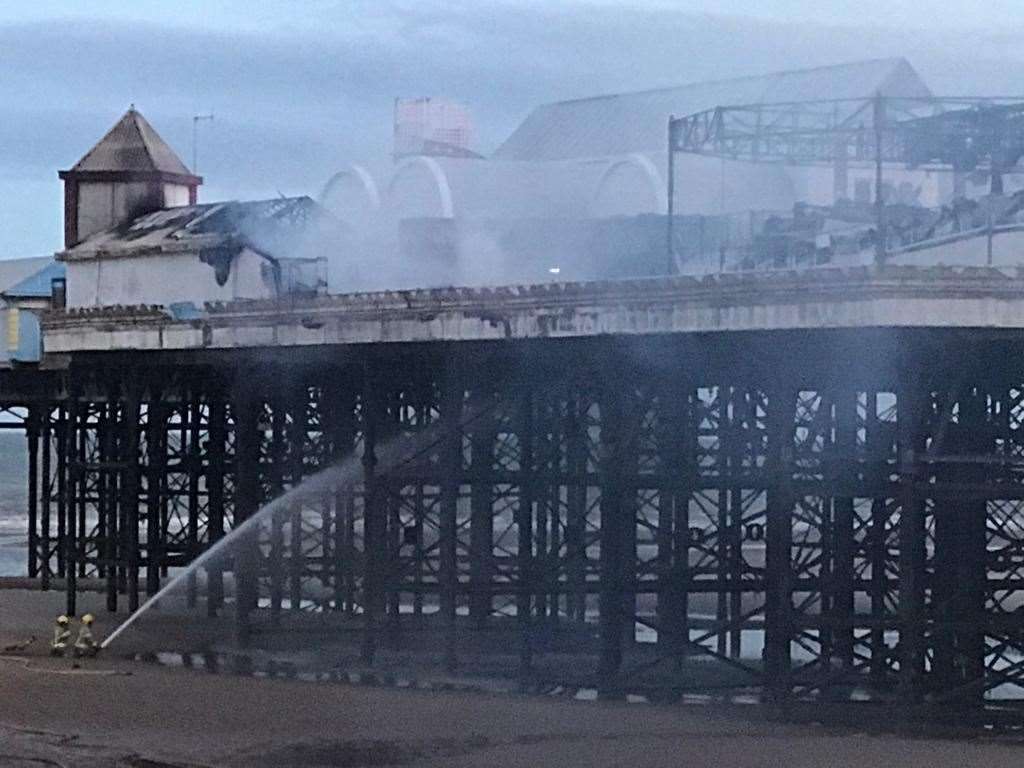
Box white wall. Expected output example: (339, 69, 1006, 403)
(163, 184, 191, 208)
(65, 247, 277, 308)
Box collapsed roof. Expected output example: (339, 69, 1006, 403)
(58, 197, 337, 262)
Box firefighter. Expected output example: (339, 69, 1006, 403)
(74, 614, 99, 658)
(50, 615, 71, 656)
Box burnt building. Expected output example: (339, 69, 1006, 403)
(56, 109, 331, 309)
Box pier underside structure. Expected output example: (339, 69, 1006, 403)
(13, 266, 1024, 707)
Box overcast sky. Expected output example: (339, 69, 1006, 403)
(1, 0, 1021, 257)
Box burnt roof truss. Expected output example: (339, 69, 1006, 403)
(666, 96, 1024, 268)
(670, 96, 1024, 170)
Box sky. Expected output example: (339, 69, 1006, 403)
(1, 0, 1022, 257)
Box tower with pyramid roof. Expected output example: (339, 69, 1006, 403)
(58, 108, 202, 248)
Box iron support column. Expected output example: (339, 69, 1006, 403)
(233, 377, 261, 646)
(565, 394, 588, 625)
(440, 355, 462, 672)
(40, 406, 52, 589)
(658, 380, 691, 661)
(833, 388, 857, 670)
(764, 384, 794, 701)
(186, 392, 202, 608)
(206, 395, 226, 616)
(517, 384, 535, 679)
(56, 404, 67, 579)
(122, 384, 142, 613)
(102, 400, 119, 613)
(360, 361, 383, 664)
(897, 379, 925, 702)
(598, 382, 625, 694)
(268, 399, 286, 625)
(64, 382, 80, 617)
(469, 389, 495, 626)
(144, 402, 167, 598)
(288, 385, 306, 614)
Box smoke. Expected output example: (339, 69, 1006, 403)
(3, 4, 1024, 258)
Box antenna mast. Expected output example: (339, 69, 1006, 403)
(192, 113, 215, 174)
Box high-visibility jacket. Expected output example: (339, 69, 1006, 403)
(74, 625, 96, 652)
(52, 625, 71, 650)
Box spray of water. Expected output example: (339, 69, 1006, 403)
(101, 419, 459, 650)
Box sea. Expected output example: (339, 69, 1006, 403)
(0, 429, 29, 576)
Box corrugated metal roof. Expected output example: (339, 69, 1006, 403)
(3, 261, 66, 298)
(495, 58, 932, 161)
(68, 108, 194, 176)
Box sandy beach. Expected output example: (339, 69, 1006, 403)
(0, 588, 1023, 767)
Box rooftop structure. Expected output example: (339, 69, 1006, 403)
(0, 257, 57, 295)
(57, 196, 332, 308)
(55, 110, 334, 308)
(393, 97, 478, 159)
(66, 108, 197, 177)
(322, 59, 943, 288)
(3, 261, 66, 301)
(58, 108, 202, 248)
(496, 58, 930, 162)
(0, 257, 63, 365)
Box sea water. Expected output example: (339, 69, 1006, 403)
(0, 429, 28, 576)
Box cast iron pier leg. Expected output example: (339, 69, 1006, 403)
(517, 384, 535, 680)
(361, 361, 382, 664)
(897, 380, 925, 702)
(598, 384, 625, 695)
(764, 384, 794, 702)
(440, 355, 462, 672)
(233, 379, 261, 646)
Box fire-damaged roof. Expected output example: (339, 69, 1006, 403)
(495, 58, 931, 161)
(63, 108, 197, 179)
(57, 196, 337, 263)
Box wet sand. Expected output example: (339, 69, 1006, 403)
(2, 589, 1024, 767)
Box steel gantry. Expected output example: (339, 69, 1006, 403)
(667, 95, 1024, 265)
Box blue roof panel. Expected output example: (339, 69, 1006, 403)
(3, 261, 66, 299)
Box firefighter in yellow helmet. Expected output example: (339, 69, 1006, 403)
(50, 615, 71, 656)
(74, 614, 99, 658)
